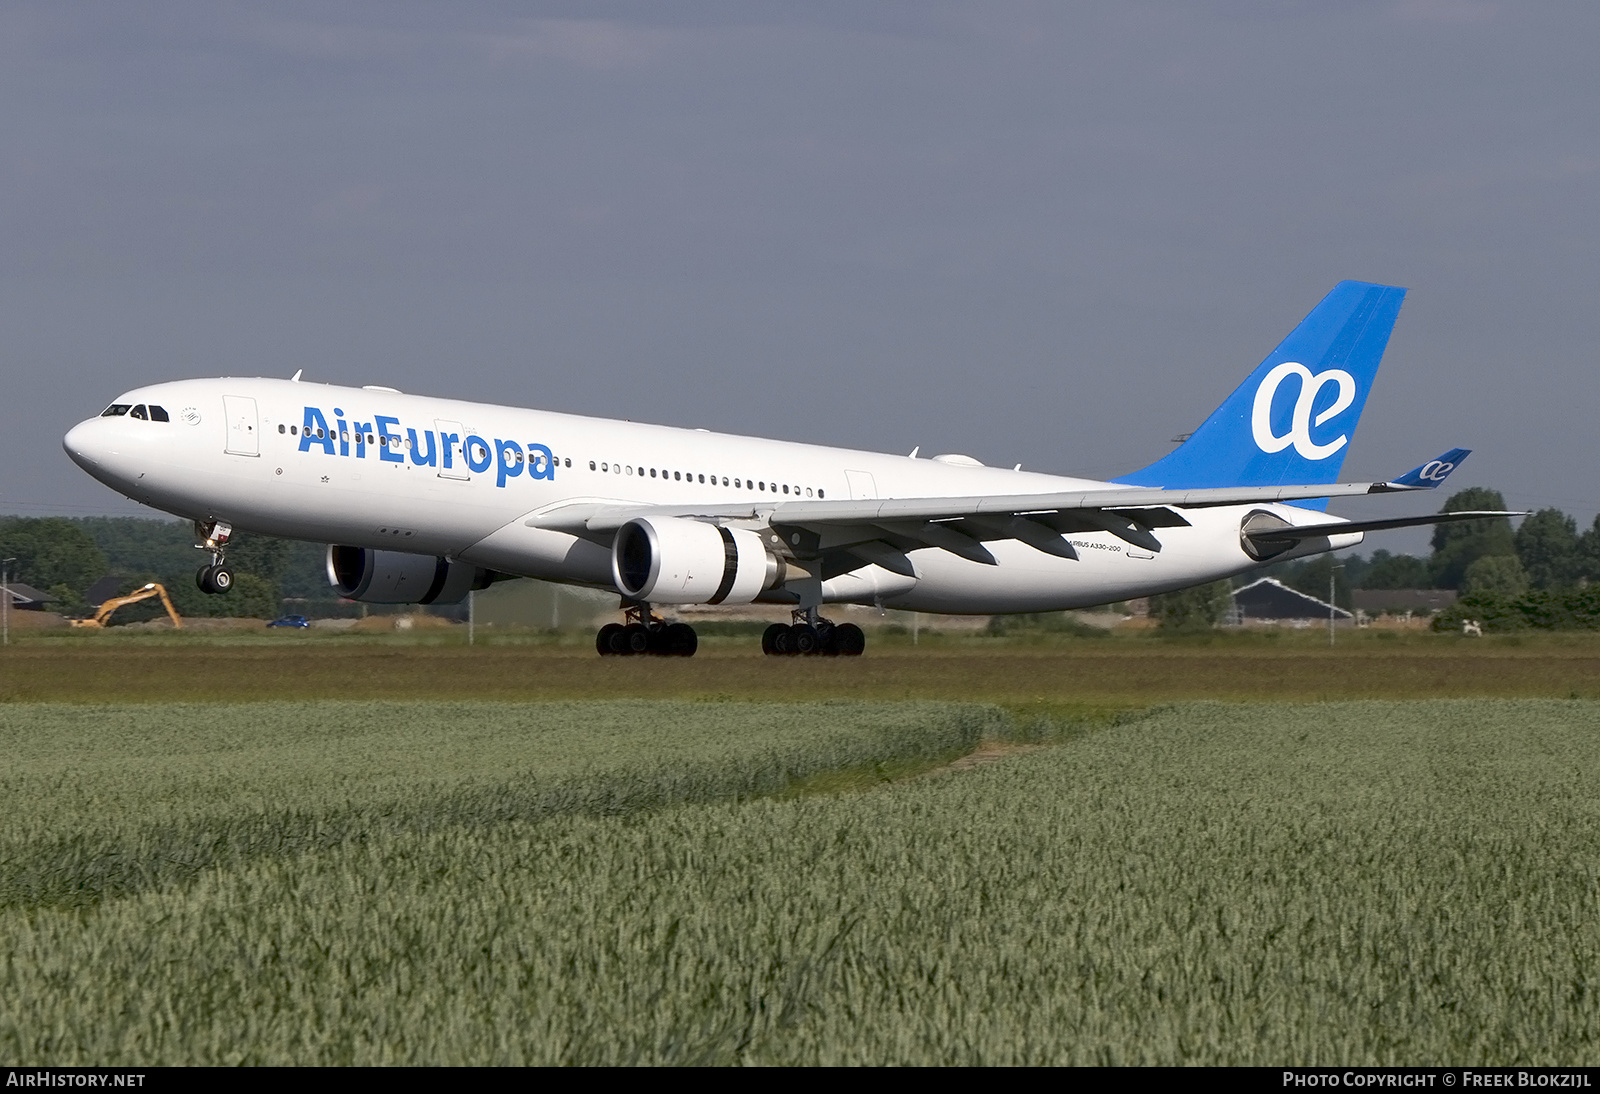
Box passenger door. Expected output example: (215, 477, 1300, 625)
(844, 470, 877, 500)
(222, 396, 259, 456)
(436, 419, 469, 480)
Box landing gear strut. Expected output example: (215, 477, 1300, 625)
(193, 520, 235, 595)
(596, 602, 698, 657)
(762, 608, 864, 657)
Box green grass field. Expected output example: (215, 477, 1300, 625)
(8, 627, 1600, 706)
(2, 636, 1598, 1064)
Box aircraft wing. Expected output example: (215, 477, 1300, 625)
(532, 477, 1429, 532)
(525, 478, 1419, 568)
(525, 449, 1491, 568)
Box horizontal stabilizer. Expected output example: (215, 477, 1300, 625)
(1245, 509, 1523, 546)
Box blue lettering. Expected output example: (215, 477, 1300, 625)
(351, 421, 371, 459)
(408, 428, 437, 467)
(439, 432, 460, 469)
(495, 438, 524, 487)
(299, 407, 334, 454)
(334, 410, 349, 457)
(464, 435, 492, 474)
(375, 416, 404, 464)
(527, 443, 556, 481)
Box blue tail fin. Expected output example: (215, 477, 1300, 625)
(1113, 281, 1406, 509)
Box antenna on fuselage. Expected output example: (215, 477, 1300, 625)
(290, 369, 303, 382)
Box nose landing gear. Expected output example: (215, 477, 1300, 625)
(762, 609, 865, 657)
(193, 520, 235, 595)
(596, 602, 699, 657)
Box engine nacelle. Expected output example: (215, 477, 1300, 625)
(611, 517, 783, 605)
(326, 546, 493, 604)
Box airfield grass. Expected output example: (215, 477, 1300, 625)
(7, 627, 1600, 706)
(1, 698, 1597, 1064)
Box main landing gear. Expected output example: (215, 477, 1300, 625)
(193, 520, 235, 595)
(761, 609, 865, 657)
(593, 604, 865, 658)
(596, 602, 698, 657)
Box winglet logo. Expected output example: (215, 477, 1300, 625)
(1250, 362, 1357, 460)
(1417, 459, 1455, 482)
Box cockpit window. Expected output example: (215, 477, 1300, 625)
(129, 405, 148, 420)
(148, 405, 170, 422)
(101, 404, 131, 417)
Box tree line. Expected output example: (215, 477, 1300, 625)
(1241, 487, 1600, 603)
(0, 516, 330, 621)
(1152, 487, 1600, 631)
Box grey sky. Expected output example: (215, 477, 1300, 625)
(4, 1, 1596, 554)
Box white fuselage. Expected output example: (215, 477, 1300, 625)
(63, 377, 1357, 613)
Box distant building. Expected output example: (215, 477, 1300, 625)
(1351, 589, 1456, 617)
(1, 583, 56, 611)
(1232, 577, 1351, 626)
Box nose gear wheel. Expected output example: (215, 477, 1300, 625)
(192, 520, 235, 596)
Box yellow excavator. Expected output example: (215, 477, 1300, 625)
(69, 583, 183, 629)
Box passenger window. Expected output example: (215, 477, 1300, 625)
(698, 474, 705, 483)
(278, 424, 286, 434)
(806, 488, 813, 497)
(129, 405, 148, 420)
(649, 468, 656, 478)
(818, 489, 825, 499)
(590, 461, 597, 470)
(759, 482, 765, 491)
(149, 405, 170, 422)
(564, 458, 571, 468)
(101, 404, 131, 417)
(601, 462, 608, 472)
(674, 471, 681, 481)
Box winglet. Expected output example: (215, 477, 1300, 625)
(1387, 448, 1470, 489)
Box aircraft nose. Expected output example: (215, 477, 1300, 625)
(62, 418, 104, 470)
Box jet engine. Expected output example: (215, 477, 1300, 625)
(611, 517, 784, 604)
(326, 545, 495, 604)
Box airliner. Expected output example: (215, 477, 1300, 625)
(62, 280, 1507, 657)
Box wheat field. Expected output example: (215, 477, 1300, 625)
(1, 699, 1595, 1064)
